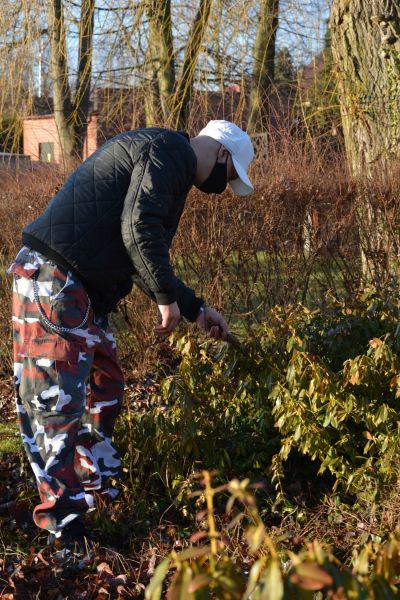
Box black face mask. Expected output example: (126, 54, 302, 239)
(198, 155, 228, 194)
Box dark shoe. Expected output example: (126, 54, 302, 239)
(46, 517, 94, 568)
(46, 516, 88, 547)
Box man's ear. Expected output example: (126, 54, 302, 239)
(217, 144, 229, 161)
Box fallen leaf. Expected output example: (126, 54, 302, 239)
(290, 563, 333, 591)
(97, 561, 114, 580)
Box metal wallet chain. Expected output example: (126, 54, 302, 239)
(32, 272, 91, 334)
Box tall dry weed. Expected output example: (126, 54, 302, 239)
(1, 133, 399, 377)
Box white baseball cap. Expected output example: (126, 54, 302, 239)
(198, 120, 255, 196)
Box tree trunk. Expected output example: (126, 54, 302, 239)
(147, 0, 175, 126)
(330, 0, 400, 174)
(73, 0, 95, 158)
(247, 0, 279, 134)
(143, 50, 163, 127)
(330, 0, 400, 280)
(48, 0, 75, 165)
(172, 0, 212, 130)
(48, 0, 94, 167)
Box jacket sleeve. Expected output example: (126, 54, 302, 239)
(132, 273, 204, 322)
(121, 132, 198, 309)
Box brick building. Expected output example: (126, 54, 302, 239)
(22, 85, 290, 165)
(22, 87, 248, 165)
(23, 113, 99, 163)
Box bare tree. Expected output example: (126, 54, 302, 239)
(48, 0, 95, 166)
(144, 0, 213, 129)
(172, 0, 212, 129)
(248, 0, 280, 133)
(0, 0, 332, 155)
(146, 0, 175, 125)
(0, 1, 42, 153)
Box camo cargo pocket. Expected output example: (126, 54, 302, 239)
(17, 336, 81, 363)
(16, 337, 88, 415)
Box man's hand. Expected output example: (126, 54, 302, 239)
(196, 305, 230, 341)
(155, 302, 181, 335)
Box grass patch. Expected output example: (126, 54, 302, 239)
(0, 422, 20, 454)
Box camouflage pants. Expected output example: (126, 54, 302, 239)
(8, 247, 124, 536)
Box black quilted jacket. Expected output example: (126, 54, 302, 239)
(22, 128, 204, 319)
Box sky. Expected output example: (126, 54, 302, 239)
(276, 0, 331, 65)
(33, 0, 332, 95)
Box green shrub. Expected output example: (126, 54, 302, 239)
(146, 472, 400, 599)
(117, 331, 282, 500)
(271, 285, 400, 502)
(117, 284, 400, 507)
